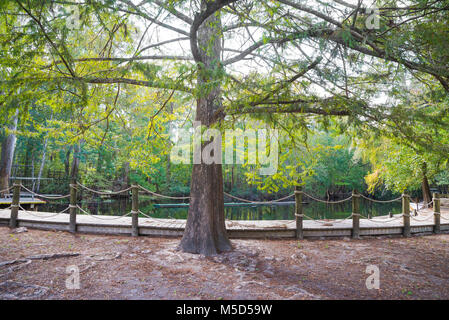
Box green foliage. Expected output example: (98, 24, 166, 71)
(1, 0, 449, 202)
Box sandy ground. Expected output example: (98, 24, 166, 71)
(0, 227, 448, 300)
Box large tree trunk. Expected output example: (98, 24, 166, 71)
(179, 4, 231, 255)
(70, 141, 82, 181)
(0, 109, 19, 196)
(421, 162, 432, 205)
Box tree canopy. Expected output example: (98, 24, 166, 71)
(1, 0, 449, 254)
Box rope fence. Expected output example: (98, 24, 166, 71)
(2, 181, 447, 238)
(301, 191, 353, 204)
(302, 213, 354, 224)
(223, 192, 294, 204)
(76, 182, 132, 196)
(0, 186, 13, 195)
(138, 185, 190, 200)
(358, 213, 404, 224)
(17, 204, 69, 219)
(359, 193, 402, 203)
(19, 185, 71, 200)
(76, 205, 132, 220)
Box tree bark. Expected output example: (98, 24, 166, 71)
(421, 162, 432, 205)
(123, 161, 130, 187)
(0, 109, 19, 196)
(166, 103, 173, 186)
(179, 3, 232, 255)
(64, 146, 72, 177)
(36, 131, 50, 193)
(231, 164, 235, 190)
(24, 139, 33, 178)
(70, 141, 82, 181)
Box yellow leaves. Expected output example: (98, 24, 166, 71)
(365, 169, 382, 194)
(332, 144, 344, 150)
(129, 148, 162, 176)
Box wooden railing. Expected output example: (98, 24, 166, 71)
(2, 181, 445, 239)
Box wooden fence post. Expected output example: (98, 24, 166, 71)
(9, 181, 21, 228)
(402, 194, 411, 237)
(352, 190, 360, 239)
(433, 192, 440, 234)
(131, 184, 139, 237)
(294, 186, 303, 239)
(69, 180, 77, 233)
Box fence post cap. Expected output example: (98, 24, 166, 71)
(352, 190, 360, 197)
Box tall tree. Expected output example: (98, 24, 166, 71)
(179, 2, 231, 254)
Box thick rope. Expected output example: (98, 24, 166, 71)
(301, 192, 353, 204)
(138, 211, 179, 223)
(19, 185, 70, 200)
(326, 213, 354, 224)
(303, 213, 353, 224)
(17, 205, 68, 218)
(223, 192, 294, 204)
(412, 200, 433, 211)
(137, 210, 186, 228)
(76, 182, 132, 196)
(138, 185, 190, 200)
(410, 214, 435, 222)
(0, 186, 13, 194)
(359, 213, 404, 223)
(76, 205, 132, 220)
(358, 193, 402, 203)
(140, 185, 295, 203)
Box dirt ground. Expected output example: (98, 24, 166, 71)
(0, 227, 448, 300)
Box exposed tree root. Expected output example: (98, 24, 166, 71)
(0, 252, 80, 268)
(86, 252, 121, 261)
(0, 280, 49, 299)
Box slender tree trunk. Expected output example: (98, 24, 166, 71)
(231, 164, 235, 190)
(179, 5, 232, 255)
(123, 161, 130, 187)
(166, 103, 173, 186)
(24, 139, 33, 178)
(0, 109, 19, 196)
(31, 154, 35, 192)
(36, 134, 49, 193)
(421, 162, 432, 205)
(70, 141, 82, 181)
(64, 146, 72, 177)
(96, 145, 103, 173)
(166, 154, 171, 186)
